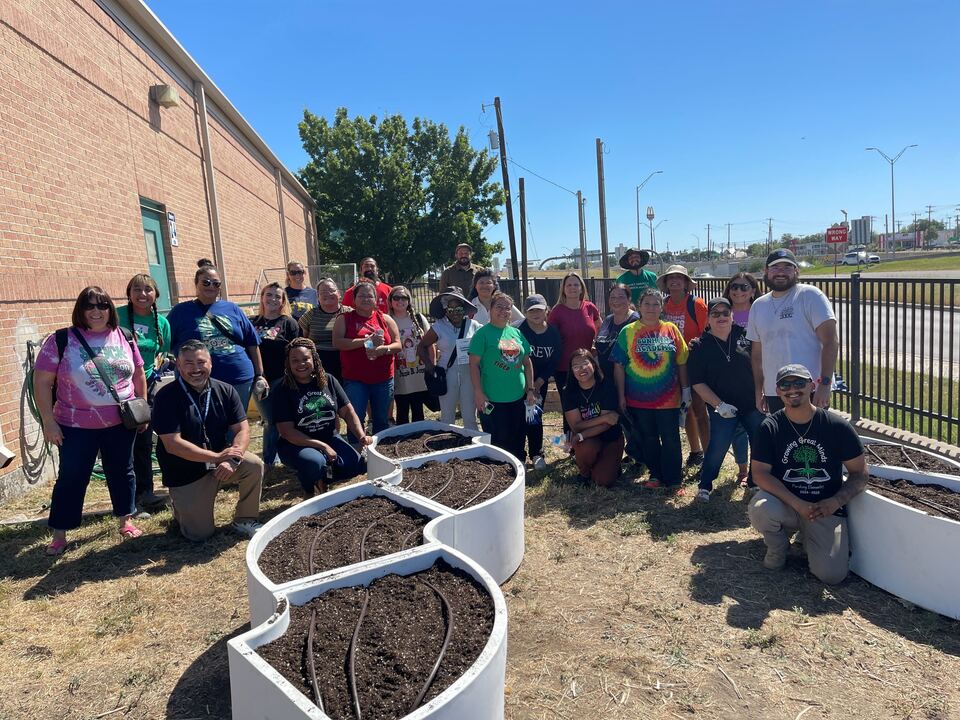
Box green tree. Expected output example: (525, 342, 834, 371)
(298, 107, 504, 283)
(794, 444, 819, 478)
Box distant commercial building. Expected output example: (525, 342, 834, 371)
(1, 0, 317, 498)
(850, 216, 873, 248)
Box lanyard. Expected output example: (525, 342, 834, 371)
(178, 375, 212, 426)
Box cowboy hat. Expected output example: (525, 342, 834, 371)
(656, 264, 698, 292)
(618, 248, 651, 270)
(428, 286, 478, 320)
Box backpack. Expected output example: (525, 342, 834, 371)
(661, 295, 701, 335)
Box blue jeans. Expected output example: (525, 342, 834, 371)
(254, 381, 279, 465)
(732, 426, 749, 465)
(627, 407, 682, 486)
(234, 380, 253, 414)
(342, 378, 394, 441)
(49, 424, 137, 530)
(699, 409, 764, 491)
(277, 435, 366, 495)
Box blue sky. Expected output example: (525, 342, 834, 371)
(152, 0, 959, 262)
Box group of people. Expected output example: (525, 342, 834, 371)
(34, 244, 869, 584)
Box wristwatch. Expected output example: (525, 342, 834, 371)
(820, 375, 831, 385)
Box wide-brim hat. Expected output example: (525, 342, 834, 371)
(429, 286, 478, 320)
(656, 264, 697, 292)
(618, 248, 651, 270)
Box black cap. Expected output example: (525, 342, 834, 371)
(766, 248, 798, 267)
(775, 364, 814, 383)
(707, 296, 731, 312)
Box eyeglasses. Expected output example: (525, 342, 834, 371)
(571, 363, 593, 372)
(709, 310, 731, 318)
(201, 279, 222, 288)
(83, 302, 111, 311)
(391, 296, 410, 302)
(777, 378, 809, 391)
(288, 269, 305, 276)
(446, 306, 465, 313)
(728, 283, 751, 291)
(492, 304, 513, 312)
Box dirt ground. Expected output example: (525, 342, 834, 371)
(1, 413, 959, 720)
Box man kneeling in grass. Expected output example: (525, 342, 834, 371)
(153, 340, 263, 541)
(748, 364, 867, 584)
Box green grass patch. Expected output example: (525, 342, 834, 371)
(801, 253, 960, 276)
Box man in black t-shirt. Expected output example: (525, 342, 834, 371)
(748, 364, 866, 584)
(153, 341, 264, 541)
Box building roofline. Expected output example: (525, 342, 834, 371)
(116, 0, 315, 208)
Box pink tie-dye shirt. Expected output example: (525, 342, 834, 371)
(35, 327, 144, 429)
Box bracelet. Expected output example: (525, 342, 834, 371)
(577, 432, 584, 443)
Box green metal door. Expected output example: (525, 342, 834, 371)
(141, 207, 172, 311)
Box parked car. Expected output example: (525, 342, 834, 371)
(868, 254, 880, 264)
(841, 251, 868, 266)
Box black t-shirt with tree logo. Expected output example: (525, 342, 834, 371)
(752, 409, 864, 515)
(271, 376, 351, 446)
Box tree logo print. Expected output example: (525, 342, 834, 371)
(792, 444, 819, 479)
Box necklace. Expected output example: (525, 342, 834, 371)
(711, 332, 733, 362)
(579, 382, 596, 406)
(785, 409, 818, 441)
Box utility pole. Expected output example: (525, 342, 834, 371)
(726, 223, 732, 253)
(926, 205, 934, 224)
(577, 191, 588, 278)
(518, 177, 528, 300)
(706, 224, 711, 255)
(767, 218, 773, 256)
(595, 138, 610, 278)
(493, 97, 519, 281)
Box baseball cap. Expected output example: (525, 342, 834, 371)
(523, 293, 548, 312)
(766, 248, 798, 267)
(707, 296, 732, 312)
(775, 364, 813, 383)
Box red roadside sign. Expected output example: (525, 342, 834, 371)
(826, 226, 848, 244)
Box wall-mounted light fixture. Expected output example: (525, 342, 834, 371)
(150, 84, 180, 108)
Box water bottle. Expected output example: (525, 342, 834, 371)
(552, 432, 571, 451)
(363, 337, 375, 350)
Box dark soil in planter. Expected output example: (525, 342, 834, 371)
(864, 443, 959, 476)
(868, 475, 960, 522)
(259, 559, 495, 720)
(376, 429, 474, 459)
(399, 457, 515, 509)
(258, 497, 429, 585)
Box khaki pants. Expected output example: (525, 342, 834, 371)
(748, 490, 849, 584)
(168, 452, 264, 541)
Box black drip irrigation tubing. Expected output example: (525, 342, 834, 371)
(458, 466, 496, 510)
(303, 516, 345, 715)
(899, 444, 921, 471)
(410, 577, 454, 712)
(869, 482, 960, 520)
(420, 432, 461, 454)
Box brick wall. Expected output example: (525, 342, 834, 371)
(0, 0, 315, 498)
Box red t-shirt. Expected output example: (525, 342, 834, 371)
(662, 294, 708, 343)
(342, 282, 392, 314)
(340, 310, 395, 383)
(548, 301, 601, 369)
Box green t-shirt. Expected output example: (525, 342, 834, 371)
(617, 269, 659, 305)
(467, 323, 530, 403)
(116, 305, 171, 379)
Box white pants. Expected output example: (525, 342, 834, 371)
(439, 363, 477, 430)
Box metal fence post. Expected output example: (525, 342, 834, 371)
(850, 272, 861, 423)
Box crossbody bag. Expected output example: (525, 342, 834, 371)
(71, 328, 151, 429)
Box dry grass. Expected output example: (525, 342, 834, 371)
(1, 416, 959, 720)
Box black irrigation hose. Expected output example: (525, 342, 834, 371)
(308, 517, 344, 576)
(458, 466, 496, 510)
(865, 444, 887, 465)
(429, 465, 457, 502)
(399, 527, 421, 551)
(420, 432, 460, 454)
(306, 609, 324, 714)
(899, 444, 921, 471)
(869, 482, 960, 520)
(410, 577, 454, 712)
(347, 588, 371, 720)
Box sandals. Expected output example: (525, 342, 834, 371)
(119, 522, 143, 539)
(45, 538, 68, 556)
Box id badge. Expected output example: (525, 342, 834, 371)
(455, 338, 471, 365)
(203, 442, 217, 471)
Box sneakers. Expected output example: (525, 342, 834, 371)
(136, 491, 168, 507)
(763, 545, 787, 570)
(532, 455, 547, 471)
(231, 520, 263, 538)
(695, 488, 711, 503)
(641, 478, 663, 489)
(685, 451, 704, 467)
(673, 486, 687, 497)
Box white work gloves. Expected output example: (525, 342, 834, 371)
(715, 402, 738, 419)
(680, 387, 693, 409)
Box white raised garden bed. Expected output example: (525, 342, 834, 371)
(849, 443, 960, 620)
(375, 443, 525, 585)
(245, 481, 447, 627)
(861, 437, 960, 485)
(367, 420, 491, 480)
(228, 545, 508, 720)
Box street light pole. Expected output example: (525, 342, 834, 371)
(866, 144, 917, 250)
(635, 170, 662, 247)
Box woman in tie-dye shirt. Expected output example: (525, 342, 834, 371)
(611, 288, 691, 493)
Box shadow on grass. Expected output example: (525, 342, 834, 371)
(689, 538, 960, 656)
(165, 623, 247, 719)
(526, 460, 751, 539)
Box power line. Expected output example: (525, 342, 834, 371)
(505, 154, 577, 196)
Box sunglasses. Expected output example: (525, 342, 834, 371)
(288, 269, 305, 275)
(83, 302, 111, 311)
(728, 283, 751, 291)
(201, 279, 222, 288)
(446, 306, 465, 313)
(391, 296, 410, 302)
(709, 310, 731, 318)
(777, 378, 809, 391)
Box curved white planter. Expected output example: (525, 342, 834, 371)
(861, 437, 960, 484)
(367, 421, 491, 481)
(228, 545, 508, 720)
(246, 481, 447, 627)
(376, 444, 525, 586)
(848, 476, 960, 620)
